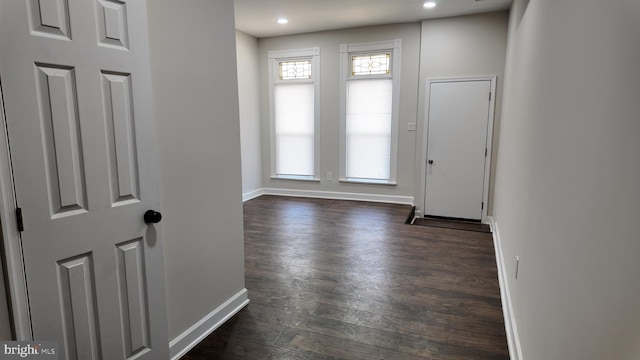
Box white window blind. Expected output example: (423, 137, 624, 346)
(274, 83, 315, 176)
(346, 79, 393, 180)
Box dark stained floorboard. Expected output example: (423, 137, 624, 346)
(412, 218, 492, 233)
(183, 196, 508, 359)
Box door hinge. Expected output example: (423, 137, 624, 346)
(489, 92, 492, 101)
(485, 148, 488, 157)
(16, 207, 24, 232)
(481, 202, 484, 210)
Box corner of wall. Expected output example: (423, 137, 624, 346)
(148, 0, 246, 343)
(236, 30, 264, 196)
(169, 289, 249, 360)
(243, 188, 264, 202)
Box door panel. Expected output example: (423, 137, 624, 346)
(115, 238, 150, 358)
(424, 80, 491, 220)
(57, 254, 101, 360)
(28, 0, 72, 40)
(101, 71, 140, 205)
(35, 64, 88, 217)
(0, 1, 168, 359)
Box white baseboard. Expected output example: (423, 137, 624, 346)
(169, 288, 250, 360)
(243, 188, 264, 202)
(487, 216, 523, 360)
(261, 187, 414, 205)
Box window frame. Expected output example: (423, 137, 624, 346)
(339, 40, 402, 185)
(267, 47, 321, 181)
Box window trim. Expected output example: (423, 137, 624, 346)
(339, 40, 402, 184)
(268, 47, 321, 180)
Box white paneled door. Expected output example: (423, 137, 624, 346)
(424, 80, 492, 221)
(0, 1, 169, 359)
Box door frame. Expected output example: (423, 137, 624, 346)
(420, 76, 497, 223)
(0, 77, 32, 340)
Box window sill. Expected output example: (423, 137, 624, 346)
(271, 175, 321, 182)
(339, 178, 397, 186)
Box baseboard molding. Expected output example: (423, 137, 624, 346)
(487, 216, 523, 360)
(261, 187, 414, 205)
(169, 288, 250, 360)
(243, 188, 264, 202)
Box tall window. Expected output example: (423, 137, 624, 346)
(268, 48, 320, 179)
(340, 40, 401, 183)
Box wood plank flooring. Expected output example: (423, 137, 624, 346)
(182, 196, 508, 359)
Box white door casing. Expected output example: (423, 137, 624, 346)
(0, 1, 169, 359)
(423, 78, 495, 221)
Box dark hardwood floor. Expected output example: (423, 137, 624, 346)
(183, 196, 508, 359)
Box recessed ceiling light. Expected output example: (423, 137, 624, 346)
(277, 18, 288, 24)
(423, 1, 437, 8)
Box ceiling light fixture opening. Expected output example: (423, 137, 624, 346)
(423, 1, 437, 8)
(277, 18, 289, 24)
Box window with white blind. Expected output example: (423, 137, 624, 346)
(340, 40, 401, 184)
(268, 48, 320, 179)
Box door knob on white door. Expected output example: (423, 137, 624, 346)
(144, 210, 162, 224)
(428, 160, 434, 165)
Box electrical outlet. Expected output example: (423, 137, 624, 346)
(326, 172, 332, 181)
(515, 256, 520, 280)
(408, 122, 417, 131)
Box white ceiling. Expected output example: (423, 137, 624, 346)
(234, 0, 512, 38)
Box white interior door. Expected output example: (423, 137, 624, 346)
(424, 80, 491, 221)
(0, 1, 169, 359)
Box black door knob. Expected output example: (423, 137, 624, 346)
(144, 210, 162, 224)
(428, 160, 434, 165)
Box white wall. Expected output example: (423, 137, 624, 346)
(493, 0, 640, 358)
(415, 11, 509, 216)
(257, 23, 421, 203)
(147, 0, 246, 347)
(236, 31, 263, 200)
